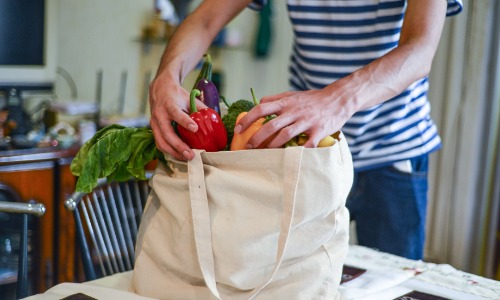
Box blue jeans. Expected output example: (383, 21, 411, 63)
(346, 155, 429, 260)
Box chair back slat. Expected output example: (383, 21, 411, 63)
(106, 185, 133, 271)
(90, 193, 120, 274)
(140, 181, 149, 211)
(73, 206, 96, 280)
(66, 172, 152, 280)
(121, 183, 139, 242)
(97, 188, 126, 273)
(114, 185, 136, 261)
(81, 199, 107, 277)
(132, 181, 143, 224)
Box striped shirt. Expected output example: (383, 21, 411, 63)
(252, 0, 462, 170)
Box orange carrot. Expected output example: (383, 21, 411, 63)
(230, 112, 267, 150)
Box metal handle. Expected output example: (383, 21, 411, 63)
(0, 201, 46, 217)
(65, 177, 108, 211)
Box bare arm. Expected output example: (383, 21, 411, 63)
(149, 0, 252, 160)
(237, 0, 448, 148)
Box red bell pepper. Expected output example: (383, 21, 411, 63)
(177, 89, 227, 152)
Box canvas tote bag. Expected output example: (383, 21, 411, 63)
(131, 132, 353, 300)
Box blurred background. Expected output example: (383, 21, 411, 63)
(0, 0, 498, 295)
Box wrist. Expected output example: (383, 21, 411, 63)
(154, 69, 181, 87)
(324, 75, 363, 119)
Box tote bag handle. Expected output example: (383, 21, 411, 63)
(188, 147, 304, 300)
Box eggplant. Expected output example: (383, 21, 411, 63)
(196, 78, 221, 115)
(193, 54, 221, 115)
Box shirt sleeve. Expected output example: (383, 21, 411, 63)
(446, 0, 463, 16)
(248, 0, 267, 10)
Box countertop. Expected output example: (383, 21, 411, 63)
(0, 144, 80, 165)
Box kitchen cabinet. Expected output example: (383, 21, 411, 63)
(0, 146, 79, 294)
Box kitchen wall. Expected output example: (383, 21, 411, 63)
(54, 0, 292, 118)
(54, 0, 151, 116)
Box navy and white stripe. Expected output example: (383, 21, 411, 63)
(253, 0, 462, 170)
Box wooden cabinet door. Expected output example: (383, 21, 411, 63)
(0, 162, 55, 293)
(54, 158, 77, 284)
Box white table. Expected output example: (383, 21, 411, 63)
(339, 245, 499, 299)
(23, 245, 500, 300)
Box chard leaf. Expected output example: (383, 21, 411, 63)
(74, 126, 153, 193)
(108, 161, 132, 182)
(71, 124, 126, 176)
(127, 132, 159, 180)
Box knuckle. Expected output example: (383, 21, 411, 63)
(170, 137, 183, 150)
(151, 110, 161, 120)
(282, 125, 296, 137)
(253, 105, 266, 115)
(166, 105, 178, 116)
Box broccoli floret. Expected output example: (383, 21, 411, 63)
(227, 99, 254, 114)
(222, 99, 254, 147)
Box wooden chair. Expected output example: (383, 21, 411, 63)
(0, 183, 46, 299)
(64, 173, 152, 281)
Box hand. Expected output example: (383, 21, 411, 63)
(148, 74, 206, 161)
(235, 86, 354, 149)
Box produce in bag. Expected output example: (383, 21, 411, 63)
(192, 54, 221, 115)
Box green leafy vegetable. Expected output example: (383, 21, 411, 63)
(70, 125, 163, 193)
(71, 124, 126, 176)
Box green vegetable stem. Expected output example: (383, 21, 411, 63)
(192, 54, 213, 90)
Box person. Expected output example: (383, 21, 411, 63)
(148, 0, 463, 260)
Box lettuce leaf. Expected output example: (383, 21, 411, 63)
(70, 125, 161, 193)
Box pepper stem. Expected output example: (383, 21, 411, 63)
(190, 89, 201, 113)
(250, 88, 259, 106)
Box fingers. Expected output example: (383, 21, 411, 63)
(195, 99, 209, 111)
(149, 84, 200, 160)
(236, 91, 298, 133)
(234, 90, 340, 149)
(151, 123, 184, 160)
(259, 91, 296, 103)
(167, 104, 198, 134)
(301, 129, 323, 148)
(234, 100, 281, 134)
(150, 105, 193, 160)
(233, 95, 290, 148)
(252, 117, 307, 149)
(234, 105, 294, 149)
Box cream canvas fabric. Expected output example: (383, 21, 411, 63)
(132, 133, 353, 300)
